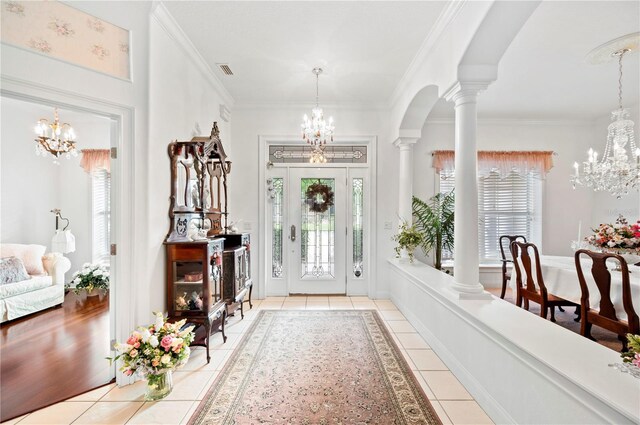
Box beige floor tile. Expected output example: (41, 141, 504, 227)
(19, 402, 93, 425)
(430, 401, 453, 424)
(101, 380, 146, 402)
(179, 402, 200, 425)
(73, 401, 143, 425)
(439, 401, 493, 424)
(68, 383, 117, 402)
(396, 333, 431, 349)
(208, 332, 241, 350)
(349, 296, 371, 302)
(1, 414, 29, 425)
(224, 319, 252, 334)
(412, 373, 436, 399)
(352, 301, 377, 309)
(282, 303, 307, 310)
(305, 305, 331, 310)
(387, 320, 417, 333)
(282, 299, 306, 304)
(374, 300, 398, 311)
(196, 371, 221, 400)
(258, 302, 283, 310)
(329, 296, 350, 301)
(127, 400, 194, 425)
(399, 349, 417, 371)
(306, 296, 329, 303)
(164, 371, 216, 401)
(263, 297, 286, 302)
(407, 349, 448, 370)
(329, 303, 354, 310)
(420, 371, 472, 400)
(199, 349, 231, 371)
(379, 310, 406, 321)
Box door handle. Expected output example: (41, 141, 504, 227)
(290, 225, 296, 242)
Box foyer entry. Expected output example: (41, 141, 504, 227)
(288, 168, 347, 294)
(264, 142, 373, 297)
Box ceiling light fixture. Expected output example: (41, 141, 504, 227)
(301, 67, 334, 163)
(34, 107, 78, 162)
(571, 32, 639, 198)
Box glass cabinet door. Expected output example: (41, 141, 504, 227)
(173, 260, 205, 312)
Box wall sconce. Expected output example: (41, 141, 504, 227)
(51, 209, 76, 254)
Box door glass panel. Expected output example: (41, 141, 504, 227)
(352, 178, 364, 278)
(271, 178, 284, 278)
(300, 178, 335, 278)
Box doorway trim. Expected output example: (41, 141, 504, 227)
(1, 75, 136, 386)
(258, 135, 377, 299)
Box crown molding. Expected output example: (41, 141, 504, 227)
(151, 2, 234, 107)
(426, 117, 593, 126)
(388, 0, 466, 108)
(233, 101, 389, 111)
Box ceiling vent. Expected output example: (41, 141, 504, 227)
(217, 64, 233, 76)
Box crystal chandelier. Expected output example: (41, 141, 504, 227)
(34, 108, 78, 160)
(571, 44, 638, 198)
(301, 67, 334, 163)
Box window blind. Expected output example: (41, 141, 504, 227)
(92, 169, 111, 266)
(439, 170, 541, 262)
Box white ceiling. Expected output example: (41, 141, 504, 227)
(164, 1, 447, 105)
(167, 1, 640, 119)
(433, 0, 640, 120)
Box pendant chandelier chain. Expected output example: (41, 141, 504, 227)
(616, 49, 629, 111)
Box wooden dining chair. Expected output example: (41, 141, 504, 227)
(574, 250, 640, 351)
(511, 241, 579, 321)
(499, 235, 527, 299)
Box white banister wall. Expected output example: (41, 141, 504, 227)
(389, 259, 640, 425)
(444, 82, 491, 299)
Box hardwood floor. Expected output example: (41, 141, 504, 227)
(0, 291, 112, 422)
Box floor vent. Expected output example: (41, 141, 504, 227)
(218, 64, 233, 75)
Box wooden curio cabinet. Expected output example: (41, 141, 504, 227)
(221, 233, 253, 311)
(165, 238, 227, 363)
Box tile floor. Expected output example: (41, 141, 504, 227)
(2, 297, 493, 425)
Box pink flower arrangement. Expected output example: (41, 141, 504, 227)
(108, 312, 195, 378)
(587, 215, 640, 252)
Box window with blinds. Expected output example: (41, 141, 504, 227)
(439, 170, 542, 262)
(92, 169, 111, 266)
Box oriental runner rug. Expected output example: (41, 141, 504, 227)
(189, 310, 441, 425)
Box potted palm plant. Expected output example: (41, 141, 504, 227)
(412, 191, 454, 270)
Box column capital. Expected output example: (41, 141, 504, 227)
(393, 129, 420, 148)
(443, 81, 491, 106)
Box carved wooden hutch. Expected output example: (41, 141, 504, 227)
(164, 123, 231, 362)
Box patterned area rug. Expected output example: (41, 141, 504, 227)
(190, 310, 441, 425)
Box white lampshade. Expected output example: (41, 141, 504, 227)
(52, 229, 76, 254)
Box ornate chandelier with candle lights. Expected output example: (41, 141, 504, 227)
(571, 33, 639, 198)
(301, 67, 334, 163)
(34, 108, 78, 161)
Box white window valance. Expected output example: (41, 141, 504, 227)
(432, 150, 554, 178)
(80, 149, 111, 174)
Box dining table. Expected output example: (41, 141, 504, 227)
(509, 255, 640, 321)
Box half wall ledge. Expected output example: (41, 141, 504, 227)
(387, 258, 640, 425)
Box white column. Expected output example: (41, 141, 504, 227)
(393, 137, 418, 225)
(444, 83, 491, 299)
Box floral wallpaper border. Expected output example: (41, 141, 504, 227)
(1, 1, 130, 80)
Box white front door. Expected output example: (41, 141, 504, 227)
(288, 168, 347, 294)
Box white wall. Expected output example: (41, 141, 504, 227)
(413, 118, 596, 266)
(230, 106, 395, 298)
(144, 6, 232, 320)
(1, 97, 110, 274)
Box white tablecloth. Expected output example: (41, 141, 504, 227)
(510, 255, 640, 321)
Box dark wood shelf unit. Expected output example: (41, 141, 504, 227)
(220, 233, 253, 309)
(165, 238, 226, 363)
